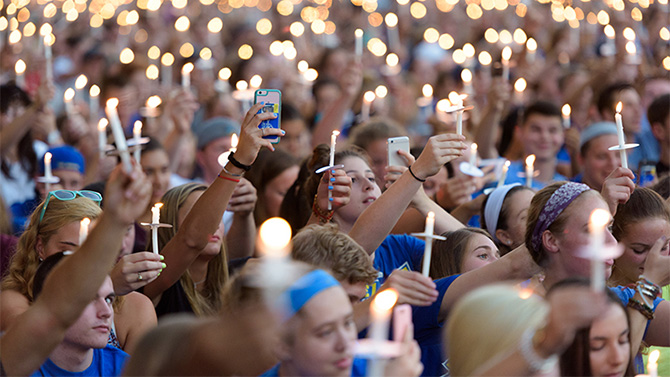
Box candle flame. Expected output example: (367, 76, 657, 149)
(89, 85, 100, 97)
(249, 74, 263, 88)
(154, 202, 164, 209)
(218, 67, 232, 81)
(15, 59, 26, 74)
(649, 349, 660, 364)
(436, 99, 450, 112)
(231, 133, 238, 148)
(259, 217, 292, 255)
(355, 28, 363, 38)
(604, 25, 615, 39)
(375, 85, 388, 98)
(64, 88, 75, 102)
(81, 217, 91, 227)
(471, 143, 478, 153)
(504, 160, 510, 168)
(106, 98, 119, 109)
(526, 38, 537, 52)
(297, 60, 309, 73)
(133, 120, 142, 134)
(448, 91, 463, 106)
(236, 80, 248, 91)
(332, 130, 340, 137)
(372, 289, 399, 313)
(385, 13, 398, 28)
(74, 74, 88, 90)
(615, 101, 622, 113)
(146, 95, 162, 108)
(422, 84, 433, 98)
(427, 211, 435, 220)
(45, 152, 52, 164)
(461, 69, 472, 83)
(525, 154, 535, 167)
(364, 91, 376, 103)
(514, 78, 527, 92)
(98, 118, 108, 131)
(562, 104, 571, 116)
(519, 288, 533, 299)
(502, 46, 512, 61)
(589, 209, 611, 233)
(181, 62, 194, 74)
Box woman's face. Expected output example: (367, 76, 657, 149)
(616, 218, 670, 284)
(460, 233, 500, 273)
(285, 286, 357, 377)
(37, 221, 80, 260)
(178, 191, 224, 257)
(335, 157, 381, 224)
(263, 165, 299, 219)
(501, 189, 534, 248)
(589, 303, 630, 377)
(549, 193, 617, 279)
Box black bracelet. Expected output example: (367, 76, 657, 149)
(228, 152, 252, 171)
(408, 165, 426, 182)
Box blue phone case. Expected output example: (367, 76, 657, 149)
(254, 89, 281, 144)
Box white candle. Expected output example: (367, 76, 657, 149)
(469, 143, 478, 166)
(368, 289, 399, 376)
(588, 209, 610, 291)
(43, 34, 53, 82)
(648, 350, 660, 377)
(328, 130, 340, 211)
(89, 85, 100, 125)
(362, 91, 375, 122)
(614, 102, 628, 169)
(498, 160, 510, 187)
(525, 154, 535, 187)
(355, 29, 364, 59)
(502, 46, 512, 81)
(526, 38, 537, 63)
(421, 212, 436, 276)
(461, 69, 473, 96)
(133, 121, 142, 162)
(64, 88, 75, 116)
(98, 119, 108, 160)
(105, 98, 132, 173)
(259, 217, 293, 287)
(181, 62, 194, 89)
(514, 78, 526, 104)
(44, 152, 53, 180)
(231, 133, 238, 152)
(79, 217, 90, 247)
(15, 59, 26, 88)
(562, 104, 571, 129)
(151, 203, 162, 254)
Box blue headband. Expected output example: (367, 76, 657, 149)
(484, 183, 521, 243)
(279, 269, 340, 320)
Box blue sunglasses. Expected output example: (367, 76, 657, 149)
(38, 190, 102, 224)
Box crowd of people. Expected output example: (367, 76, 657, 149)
(1, 0, 669, 375)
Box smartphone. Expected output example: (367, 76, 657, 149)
(638, 164, 656, 187)
(387, 136, 410, 168)
(393, 304, 412, 342)
(254, 89, 282, 144)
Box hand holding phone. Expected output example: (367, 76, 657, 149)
(387, 136, 410, 168)
(254, 89, 282, 144)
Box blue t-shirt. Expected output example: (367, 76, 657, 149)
(504, 160, 567, 190)
(259, 358, 367, 376)
(30, 345, 128, 377)
(367, 235, 425, 298)
(413, 275, 459, 377)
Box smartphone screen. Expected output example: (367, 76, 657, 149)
(254, 89, 282, 143)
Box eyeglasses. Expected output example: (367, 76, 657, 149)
(38, 190, 103, 224)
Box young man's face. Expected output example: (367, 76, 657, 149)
(580, 134, 621, 191)
(62, 277, 115, 350)
(518, 113, 564, 161)
(615, 89, 643, 135)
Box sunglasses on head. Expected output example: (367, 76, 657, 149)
(38, 190, 103, 224)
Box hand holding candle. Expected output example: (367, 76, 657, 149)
(105, 98, 133, 174)
(141, 203, 172, 255)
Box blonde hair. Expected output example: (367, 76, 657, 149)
(445, 284, 548, 376)
(1, 196, 101, 301)
(158, 183, 229, 316)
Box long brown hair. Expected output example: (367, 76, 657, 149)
(430, 227, 494, 279)
(157, 183, 229, 316)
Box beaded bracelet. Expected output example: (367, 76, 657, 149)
(519, 327, 558, 373)
(408, 165, 426, 183)
(627, 298, 655, 320)
(312, 194, 334, 223)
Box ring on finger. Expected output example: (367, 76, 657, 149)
(138, 272, 143, 281)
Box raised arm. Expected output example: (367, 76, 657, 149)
(0, 163, 152, 376)
(142, 103, 282, 301)
(349, 134, 466, 254)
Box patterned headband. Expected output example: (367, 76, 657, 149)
(531, 182, 591, 252)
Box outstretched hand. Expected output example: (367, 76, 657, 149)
(412, 134, 467, 180)
(234, 102, 285, 166)
(103, 162, 152, 225)
(600, 167, 635, 216)
(316, 167, 352, 211)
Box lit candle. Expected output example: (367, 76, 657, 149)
(43, 34, 53, 82)
(385, 13, 400, 50)
(367, 288, 399, 376)
(328, 130, 340, 210)
(133, 121, 142, 162)
(15, 59, 26, 88)
(416, 84, 434, 110)
(461, 69, 473, 96)
(514, 78, 526, 103)
(217, 67, 232, 94)
(79, 217, 90, 247)
(355, 29, 363, 59)
(151, 203, 162, 254)
(614, 101, 628, 169)
(105, 98, 132, 173)
(648, 350, 660, 377)
(525, 154, 535, 187)
(498, 160, 510, 187)
(501, 46, 512, 81)
(588, 209, 610, 291)
(98, 119, 108, 160)
(562, 104, 571, 129)
(217, 133, 240, 171)
(526, 38, 537, 63)
(89, 85, 100, 125)
(44, 152, 53, 192)
(249, 74, 262, 89)
(469, 143, 478, 167)
(259, 217, 293, 286)
(230, 133, 238, 152)
(64, 88, 75, 116)
(161, 53, 174, 88)
(361, 91, 375, 122)
(603, 25, 616, 57)
(181, 62, 194, 89)
(421, 212, 436, 276)
(454, 99, 464, 136)
(74, 74, 88, 100)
